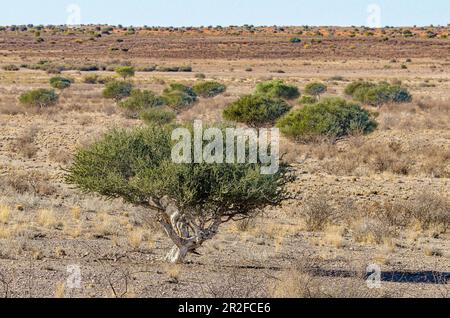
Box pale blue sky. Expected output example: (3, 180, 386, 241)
(0, 0, 449, 27)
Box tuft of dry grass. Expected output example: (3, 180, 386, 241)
(0, 205, 11, 224)
(37, 209, 58, 228)
(128, 228, 144, 250)
(165, 264, 181, 283)
(54, 282, 66, 298)
(270, 269, 319, 298)
(322, 225, 346, 248)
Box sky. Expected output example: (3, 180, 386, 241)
(0, 0, 449, 27)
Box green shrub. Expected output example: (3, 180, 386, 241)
(102, 80, 133, 101)
(65, 124, 291, 263)
(255, 80, 300, 100)
(2, 64, 19, 71)
(118, 89, 164, 112)
(223, 94, 291, 127)
(83, 74, 99, 84)
(298, 95, 317, 105)
(49, 76, 73, 90)
(304, 82, 327, 98)
(345, 81, 412, 106)
(192, 81, 226, 98)
(162, 83, 197, 109)
(19, 89, 59, 108)
(290, 37, 301, 43)
(276, 97, 377, 141)
(140, 107, 176, 125)
(344, 81, 374, 96)
(115, 66, 135, 79)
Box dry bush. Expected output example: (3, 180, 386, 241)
(301, 195, 338, 231)
(369, 201, 411, 228)
(271, 269, 320, 298)
(351, 218, 395, 245)
(1, 170, 56, 196)
(48, 148, 73, 165)
(418, 146, 450, 178)
(406, 192, 449, 232)
(234, 218, 256, 232)
(11, 126, 40, 158)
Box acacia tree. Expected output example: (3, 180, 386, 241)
(66, 124, 292, 263)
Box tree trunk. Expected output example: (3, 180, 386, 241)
(165, 244, 194, 264)
(156, 197, 222, 264)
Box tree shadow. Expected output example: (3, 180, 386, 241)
(312, 269, 450, 285)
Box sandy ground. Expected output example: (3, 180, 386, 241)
(0, 30, 449, 298)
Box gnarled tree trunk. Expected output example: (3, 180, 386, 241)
(156, 197, 222, 264)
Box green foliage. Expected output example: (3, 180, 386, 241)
(102, 80, 133, 101)
(304, 82, 327, 97)
(255, 80, 300, 100)
(19, 89, 59, 108)
(345, 81, 412, 106)
(298, 95, 317, 105)
(223, 94, 291, 127)
(276, 97, 377, 141)
(65, 124, 290, 217)
(290, 37, 301, 43)
(49, 76, 73, 90)
(344, 81, 374, 96)
(162, 83, 197, 109)
(115, 66, 135, 79)
(140, 107, 176, 125)
(192, 81, 226, 98)
(118, 89, 164, 113)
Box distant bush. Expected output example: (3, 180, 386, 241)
(345, 81, 412, 106)
(140, 107, 176, 125)
(255, 80, 300, 100)
(156, 65, 192, 72)
(192, 81, 226, 98)
(49, 76, 73, 90)
(194, 73, 206, 79)
(83, 74, 99, 84)
(298, 95, 317, 105)
(118, 89, 164, 113)
(19, 89, 59, 108)
(276, 97, 377, 141)
(223, 94, 291, 127)
(137, 65, 157, 72)
(304, 82, 327, 99)
(162, 83, 197, 109)
(77, 65, 99, 72)
(344, 81, 374, 96)
(2, 64, 19, 71)
(102, 80, 133, 101)
(115, 66, 135, 79)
